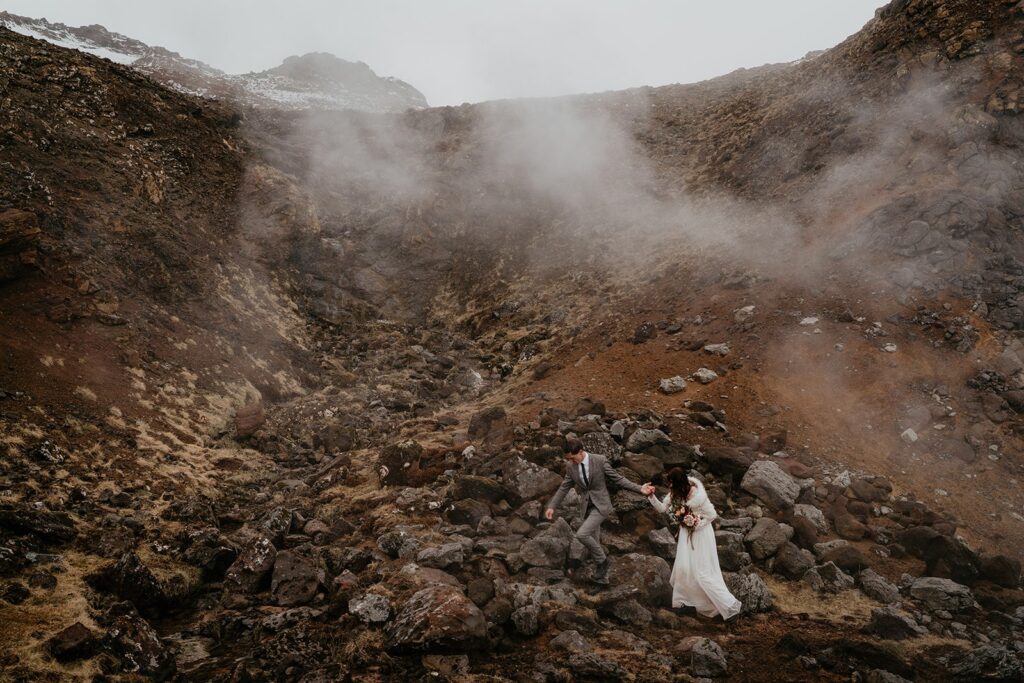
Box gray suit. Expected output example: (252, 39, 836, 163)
(546, 451, 644, 565)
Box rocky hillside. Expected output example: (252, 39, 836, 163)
(0, 11, 428, 112)
(2, 0, 1024, 681)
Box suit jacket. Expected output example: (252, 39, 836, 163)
(546, 451, 644, 518)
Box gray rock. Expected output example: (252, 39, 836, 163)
(385, 585, 487, 652)
(744, 518, 793, 560)
(348, 593, 391, 624)
(511, 604, 540, 636)
(607, 553, 673, 606)
(520, 536, 569, 568)
(793, 504, 828, 533)
(647, 528, 677, 560)
(803, 562, 854, 594)
(812, 539, 849, 558)
(773, 542, 814, 580)
(718, 516, 754, 534)
(550, 629, 590, 652)
(415, 543, 464, 570)
(741, 460, 800, 511)
(704, 343, 730, 356)
(502, 457, 563, 502)
(867, 605, 924, 640)
(858, 569, 901, 604)
(271, 551, 323, 607)
(909, 577, 974, 612)
(949, 645, 1022, 681)
(581, 432, 622, 462)
(625, 428, 671, 452)
(691, 637, 728, 677)
(659, 376, 688, 394)
(568, 653, 627, 679)
(692, 367, 719, 384)
(225, 536, 276, 594)
(609, 598, 652, 627)
(724, 571, 772, 613)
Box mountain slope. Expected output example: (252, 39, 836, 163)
(0, 10, 427, 112)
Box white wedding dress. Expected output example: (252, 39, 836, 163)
(649, 478, 742, 619)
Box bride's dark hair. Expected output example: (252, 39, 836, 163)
(667, 467, 692, 502)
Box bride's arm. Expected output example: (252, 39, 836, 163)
(648, 492, 670, 513)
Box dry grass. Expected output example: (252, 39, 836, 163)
(763, 575, 877, 626)
(0, 551, 106, 682)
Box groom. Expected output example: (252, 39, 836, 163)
(545, 436, 655, 585)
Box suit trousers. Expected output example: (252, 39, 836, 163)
(576, 504, 607, 564)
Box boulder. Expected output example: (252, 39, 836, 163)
(909, 577, 974, 612)
(703, 447, 755, 482)
(86, 552, 166, 612)
(691, 637, 728, 678)
(625, 429, 671, 452)
(0, 506, 77, 543)
(773, 542, 814, 580)
(979, 553, 1021, 588)
(416, 543, 465, 570)
(379, 440, 427, 487)
(226, 536, 278, 593)
(550, 629, 591, 652)
(788, 514, 819, 550)
(234, 402, 265, 439)
(793, 504, 828, 534)
(580, 432, 622, 462)
(723, 572, 773, 613)
(349, 593, 391, 624)
(468, 406, 512, 446)
(692, 368, 719, 384)
(47, 622, 98, 662)
(385, 585, 487, 652)
(608, 554, 673, 606)
(895, 525, 940, 558)
(744, 518, 793, 561)
(949, 645, 1022, 682)
(659, 376, 687, 394)
(833, 512, 868, 541)
(857, 569, 901, 604)
(847, 477, 892, 503)
(568, 653, 627, 679)
(647, 528, 677, 560)
(271, 551, 323, 606)
(104, 614, 176, 681)
(511, 604, 540, 636)
(741, 461, 799, 511)
(820, 545, 869, 573)
(502, 457, 562, 503)
(445, 499, 490, 527)
(451, 475, 506, 503)
(866, 606, 924, 640)
(622, 453, 664, 481)
(803, 562, 855, 594)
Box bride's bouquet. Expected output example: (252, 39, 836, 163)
(673, 502, 702, 548)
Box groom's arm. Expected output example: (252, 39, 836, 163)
(546, 472, 575, 516)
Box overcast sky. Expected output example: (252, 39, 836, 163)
(3, 1, 883, 106)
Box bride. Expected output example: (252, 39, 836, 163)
(648, 468, 742, 620)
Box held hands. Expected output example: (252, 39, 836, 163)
(640, 483, 655, 496)
(544, 508, 555, 521)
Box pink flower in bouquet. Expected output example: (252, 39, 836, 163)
(682, 512, 700, 529)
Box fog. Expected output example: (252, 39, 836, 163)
(3, 0, 882, 105)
